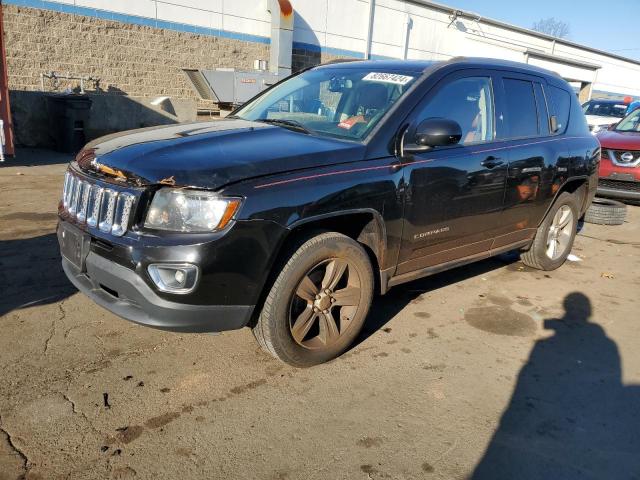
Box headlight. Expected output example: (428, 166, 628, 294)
(144, 188, 241, 232)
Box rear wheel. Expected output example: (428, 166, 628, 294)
(253, 232, 374, 367)
(521, 192, 579, 271)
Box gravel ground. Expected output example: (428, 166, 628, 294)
(1, 149, 639, 480)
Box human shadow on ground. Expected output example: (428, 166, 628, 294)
(471, 292, 640, 479)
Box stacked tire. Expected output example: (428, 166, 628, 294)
(584, 198, 627, 225)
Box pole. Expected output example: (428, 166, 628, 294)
(364, 0, 375, 60)
(0, 2, 14, 156)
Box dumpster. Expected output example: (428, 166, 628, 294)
(46, 95, 92, 153)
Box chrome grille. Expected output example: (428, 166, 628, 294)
(68, 176, 80, 216)
(112, 194, 135, 237)
(608, 149, 640, 167)
(61, 170, 137, 237)
(86, 184, 103, 228)
(98, 189, 117, 233)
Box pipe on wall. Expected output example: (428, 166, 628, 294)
(0, 2, 14, 156)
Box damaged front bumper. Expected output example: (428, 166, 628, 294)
(58, 223, 254, 333)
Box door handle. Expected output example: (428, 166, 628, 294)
(481, 156, 504, 169)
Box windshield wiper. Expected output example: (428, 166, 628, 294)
(255, 118, 311, 134)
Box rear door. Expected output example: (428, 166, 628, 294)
(495, 73, 562, 247)
(395, 70, 509, 276)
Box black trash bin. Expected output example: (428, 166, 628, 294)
(46, 95, 92, 154)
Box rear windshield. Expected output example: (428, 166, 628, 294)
(234, 67, 419, 141)
(582, 102, 627, 118)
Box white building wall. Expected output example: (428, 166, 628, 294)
(290, 0, 640, 97)
(35, 0, 273, 37)
(35, 0, 640, 97)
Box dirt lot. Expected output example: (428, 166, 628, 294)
(1, 149, 639, 480)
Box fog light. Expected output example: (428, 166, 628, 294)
(147, 263, 199, 294)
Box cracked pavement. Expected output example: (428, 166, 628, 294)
(1, 149, 639, 479)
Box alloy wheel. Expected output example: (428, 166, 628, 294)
(289, 258, 362, 349)
(546, 205, 574, 260)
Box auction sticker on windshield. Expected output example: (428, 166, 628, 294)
(363, 72, 414, 85)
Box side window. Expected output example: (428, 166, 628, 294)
(548, 85, 571, 134)
(504, 78, 539, 138)
(419, 76, 494, 145)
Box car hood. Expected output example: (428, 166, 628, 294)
(76, 119, 366, 189)
(585, 115, 621, 126)
(596, 130, 640, 150)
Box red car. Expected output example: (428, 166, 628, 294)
(596, 108, 640, 201)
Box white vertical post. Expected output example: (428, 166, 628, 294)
(364, 0, 375, 59)
(402, 14, 412, 60)
(268, 0, 293, 76)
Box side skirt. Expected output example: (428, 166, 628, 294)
(380, 239, 532, 293)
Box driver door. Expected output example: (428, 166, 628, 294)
(395, 71, 509, 276)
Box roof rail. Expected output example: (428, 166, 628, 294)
(322, 58, 362, 65)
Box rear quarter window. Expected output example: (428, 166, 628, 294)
(548, 86, 571, 134)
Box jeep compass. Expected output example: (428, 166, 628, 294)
(58, 58, 599, 366)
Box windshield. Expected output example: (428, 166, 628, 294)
(615, 108, 640, 132)
(234, 67, 419, 141)
(582, 102, 627, 118)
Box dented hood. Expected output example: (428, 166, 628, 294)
(77, 119, 366, 188)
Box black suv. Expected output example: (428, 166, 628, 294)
(58, 58, 599, 366)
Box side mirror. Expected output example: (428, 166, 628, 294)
(608, 122, 619, 131)
(404, 118, 462, 154)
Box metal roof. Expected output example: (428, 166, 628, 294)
(525, 50, 602, 70)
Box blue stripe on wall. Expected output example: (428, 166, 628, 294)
(4, 0, 390, 60)
(5, 0, 270, 44)
(293, 41, 364, 59)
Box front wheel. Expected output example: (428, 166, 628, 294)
(253, 232, 374, 367)
(521, 192, 579, 271)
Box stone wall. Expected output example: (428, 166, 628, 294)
(2, 4, 269, 147)
(2, 4, 269, 98)
(292, 45, 355, 72)
(1, 4, 359, 149)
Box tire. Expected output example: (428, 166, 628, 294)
(521, 192, 579, 271)
(253, 232, 374, 367)
(583, 197, 627, 225)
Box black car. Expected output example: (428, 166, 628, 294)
(58, 58, 599, 366)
